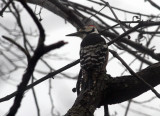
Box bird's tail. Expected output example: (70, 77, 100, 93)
(82, 69, 99, 90)
(87, 70, 93, 90)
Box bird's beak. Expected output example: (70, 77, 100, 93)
(66, 32, 81, 36)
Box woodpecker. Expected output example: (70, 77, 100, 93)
(67, 25, 109, 89)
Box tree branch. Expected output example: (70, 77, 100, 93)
(146, 0, 160, 11)
(65, 62, 160, 115)
(0, 59, 80, 103)
(109, 49, 160, 98)
(23, 0, 160, 61)
(7, 1, 46, 115)
(0, 0, 13, 16)
(2, 36, 30, 60)
(47, 0, 84, 28)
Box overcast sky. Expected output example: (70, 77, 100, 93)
(0, 0, 160, 116)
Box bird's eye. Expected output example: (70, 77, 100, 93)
(91, 28, 95, 32)
(88, 28, 95, 33)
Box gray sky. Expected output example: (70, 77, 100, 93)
(0, 0, 160, 116)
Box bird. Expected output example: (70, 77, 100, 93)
(66, 25, 109, 90)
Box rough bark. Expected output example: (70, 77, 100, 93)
(65, 62, 160, 115)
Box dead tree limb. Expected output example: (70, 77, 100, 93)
(65, 62, 160, 116)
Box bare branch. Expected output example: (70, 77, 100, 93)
(0, 0, 12, 16)
(47, 0, 84, 28)
(2, 36, 29, 59)
(0, 59, 80, 103)
(146, 0, 160, 11)
(109, 49, 160, 98)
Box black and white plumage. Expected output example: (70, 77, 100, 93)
(66, 25, 109, 88)
(80, 33, 108, 73)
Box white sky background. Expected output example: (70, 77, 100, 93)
(0, 0, 160, 116)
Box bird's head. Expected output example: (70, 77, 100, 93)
(66, 25, 99, 39)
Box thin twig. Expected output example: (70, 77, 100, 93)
(132, 96, 156, 104)
(11, 2, 30, 59)
(124, 100, 132, 116)
(2, 36, 29, 59)
(88, 0, 159, 18)
(120, 104, 151, 116)
(121, 58, 137, 75)
(0, 59, 80, 103)
(102, 1, 126, 32)
(49, 78, 55, 116)
(0, 0, 13, 16)
(108, 21, 160, 49)
(6, 1, 46, 115)
(21, 0, 45, 46)
(48, 0, 84, 28)
(146, 0, 160, 11)
(109, 49, 160, 98)
(31, 75, 40, 116)
(85, 3, 107, 24)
